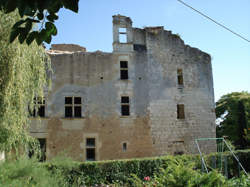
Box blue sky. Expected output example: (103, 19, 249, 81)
(49, 0, 250, 101)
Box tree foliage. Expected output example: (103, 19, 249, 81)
(216, 92, 250, 149)
(0, 0, 79, 45)
(0, 10, 51, 152)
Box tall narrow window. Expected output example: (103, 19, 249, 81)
(119, 28, 127, 43)
(30, 97, 45, 117)
(121, 96, 130, 116)
(65, 97, 82, 118)
(86, 138, 95, 161)
(122, 142, 127, 151)
(177, 69, 184, 86)
(120, 61, 128, 80)
(177, 104, 185, 119)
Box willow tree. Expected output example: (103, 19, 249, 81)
(0, 10, 51, 153)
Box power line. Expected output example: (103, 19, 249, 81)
(176, 0, 250, 43)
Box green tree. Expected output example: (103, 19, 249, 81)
(0, 0, 79, 45)
(216, 92, 250, 149)
(0, 10, 51, 153)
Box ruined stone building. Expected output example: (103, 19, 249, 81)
(30, 15, 216, 161)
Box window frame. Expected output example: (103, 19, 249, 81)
(64, 96, 82, 118)
(120, 61, 128, 80)
(121, 96, 130, 116)
(177, 69, 184, 87)
(119, 27, 127, 43)
(30, 97, 46, 117)
(86, 138, 96, 161)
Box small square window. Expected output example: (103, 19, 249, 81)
(65, 97, 72, 104)
(120, 61, 128, 68)
(121, 105, 130, 116)
(74, 97, 81, 104)
(86, 138, 95, 147)
(29, 97, 45, 117)
(121, 96, 129, 103)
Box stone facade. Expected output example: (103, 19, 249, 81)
(30, 15, 216, 161)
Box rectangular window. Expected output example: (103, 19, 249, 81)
(121, 96, 130, 116)
(86, 138, 95, 161)
(177, 104, 185, 119)
(30, 97, 45, 117)
(119, 28, 127, 43)
(28, 138, 46, 162)
(177, 69, 184, 86)
(65, 97, 82, 118)
(120, 61, 128, 80)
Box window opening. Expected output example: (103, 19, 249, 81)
(86, 138, 95, 161)
(177, 104, 185, 119)
(65, 97, 82, 118)
(119, 28, 127, 43)
(29, 97, 45, 117)
(28, 138, 46, 162)
(123, 142, 127, 151)
(120, 61, 128, 80)
(177, 69, 184, 86)
(121, 96, 130, 116)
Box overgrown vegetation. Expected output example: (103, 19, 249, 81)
(0, 10, 51, 153)
(0, 152, 249, 186)
(216, 92, 250, 149)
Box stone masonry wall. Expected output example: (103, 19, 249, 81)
(30, 15, 216, 161)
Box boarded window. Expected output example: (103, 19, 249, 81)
(65, 96, 82, 118)
(120, 61, 128, 80)
(29, 97, 45, 117)
(119, 28, 127, 43)
(177, 69, 184, 86)
(121, 96, 130, 116)
(86, 138, 95, 161)
(177, 104, 185, 119)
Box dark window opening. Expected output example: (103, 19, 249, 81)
(177, 104, 185, 119)
(65, 97, 72, 104)
(65, 97, 82, 118)
(86, 138, 96, 161)
(74, 106, 82, 117)
(28, 138, 46, 162)
(29, 97, 45, 117)
(120, 61, 128, 80)
(86, 148, 95, 161)
(65, 106, 73, 118)
(133, 44, 147, 52)
(121, 96, 130, 116)
(177, 69, 184, 86)
(121, 96, 129, 103)
(38, 106, 45, 117)
(120, 70, 128, 80)
(120, 61, 128, 68)
(123, 143, 127, 151)
(86, 138, 95, 147)
(74, 97, 81, 104)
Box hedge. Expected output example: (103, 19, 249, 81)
(45, 149, 250, 186)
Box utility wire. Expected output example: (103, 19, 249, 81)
(176, 0, 250, 43)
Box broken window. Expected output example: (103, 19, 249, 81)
(65, 97, 82, 118)
(177, 104, 185, 119)
(29, 97, 45, 117)
(177, 69, 184, 86)
(120, 61, 128, 80)
(119, 28, 127, 43)
(121, 96, 130, 116)
(86, 138, 95, 161)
